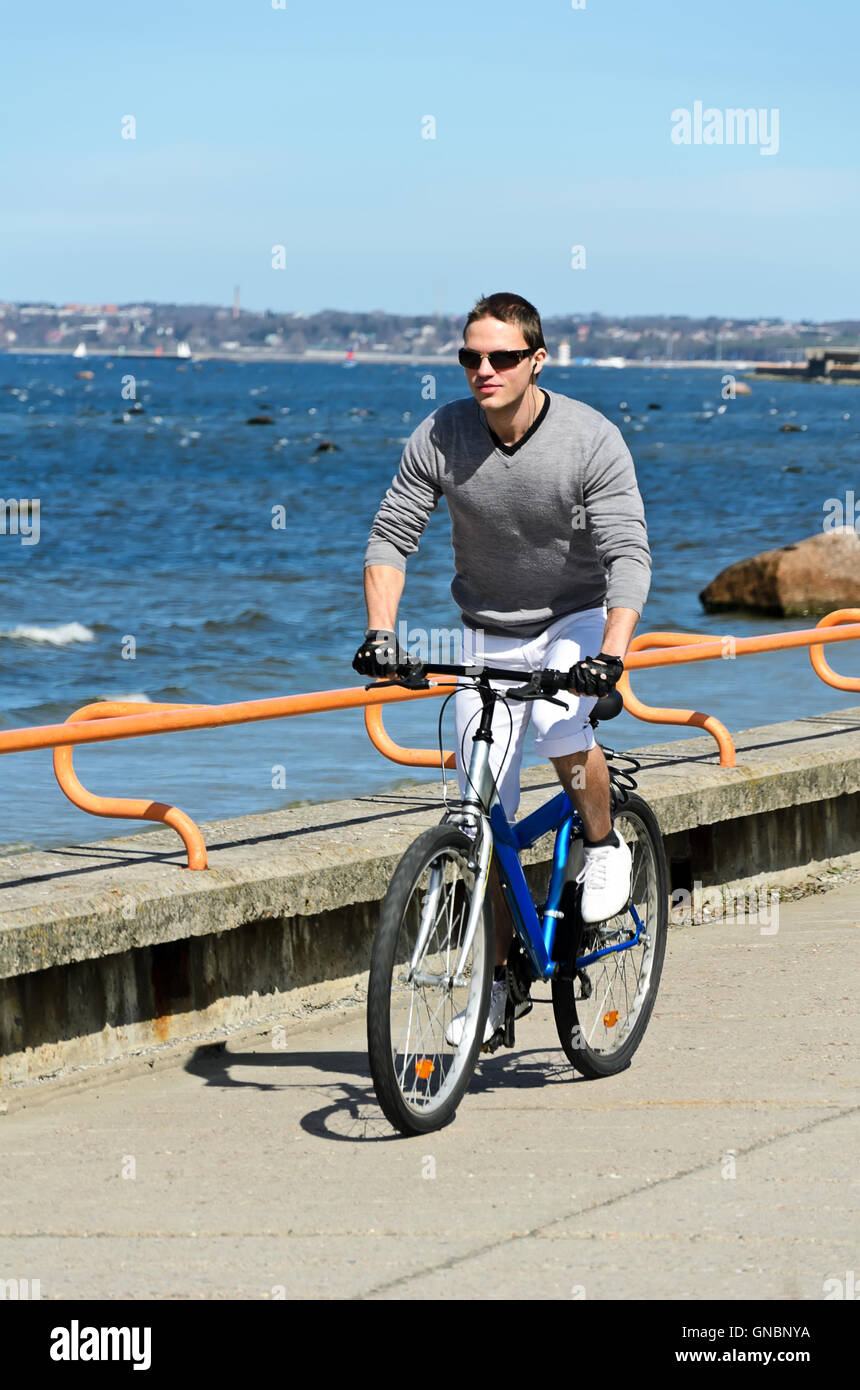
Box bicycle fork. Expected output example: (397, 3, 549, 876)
(407, 820, 493, 987)
(409, 687, 499, 986)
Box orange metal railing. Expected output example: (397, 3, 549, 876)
(618, 634, 737, 763)
(363, 692, 457, 771)
(364, 613, 860, 772)
(618, 609, 860, 767)
(53, 702, 211, 870)
(21, 680, 458, 870)
(0, 610, 858, 868)
(809, 608, 860, 690)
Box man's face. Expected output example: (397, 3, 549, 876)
(462, 316, 540, 412)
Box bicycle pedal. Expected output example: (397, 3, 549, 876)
(590, 898, 634, 936)
(481, 1027, 506, 1054)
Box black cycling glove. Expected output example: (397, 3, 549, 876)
(567, 651, 624, 697)
(352, 629, 420, 679)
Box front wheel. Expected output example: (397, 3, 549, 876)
(367, 824, 494, 1135)
(552, 793, 668, 1078)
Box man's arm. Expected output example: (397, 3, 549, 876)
(356, 416, 441, 673)
(601, 606, 639, 660)
(364, 414, 442, 578)
(364, 564, 405, 631)
(568, 423, 649, 692)
(582, 422, 652, 629)
(566, 606, 638, 697)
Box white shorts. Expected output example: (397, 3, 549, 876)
(453, 605, 607, 820)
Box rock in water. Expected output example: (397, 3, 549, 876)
(700, 529, 860, 616)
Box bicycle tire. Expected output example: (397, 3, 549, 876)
(552, 793, 668, 1079)
(367, 823, 494, 1135)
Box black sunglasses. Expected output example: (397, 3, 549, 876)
(458, 347, 535, 371)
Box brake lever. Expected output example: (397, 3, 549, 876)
(505, 672, 568, 708)
(363, 669, 430, 691)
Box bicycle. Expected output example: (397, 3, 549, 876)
(365, 660, 669, 1136)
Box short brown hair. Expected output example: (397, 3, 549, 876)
(464, 291, 546, 352)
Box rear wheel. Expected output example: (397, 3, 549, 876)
(367, 824, 494, 1135)
(552, 793, 668, 1078)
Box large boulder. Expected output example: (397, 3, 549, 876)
(699, 528, 860, 616)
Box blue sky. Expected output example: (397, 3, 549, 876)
(2, 0, 858, 318)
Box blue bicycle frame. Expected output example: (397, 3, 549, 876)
(381, 659, 645, 985)
(488, 793, 645, 981)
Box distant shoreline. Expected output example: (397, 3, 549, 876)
(3, 347, 764, 370)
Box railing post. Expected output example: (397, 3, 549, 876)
(810, 609, 860, 691)
(621, 635, 737, 766)
(53, 703, 209, 869)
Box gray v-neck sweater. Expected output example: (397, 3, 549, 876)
(364, 388, 651, 637)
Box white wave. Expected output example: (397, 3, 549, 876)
(0, 622, 96, 646)
(96, 692, 151, 703)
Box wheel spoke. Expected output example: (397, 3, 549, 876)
(556, 798, 667, 1074)
(372, 831, 491, 1125)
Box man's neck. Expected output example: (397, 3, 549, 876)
(483, 385, 546, 446)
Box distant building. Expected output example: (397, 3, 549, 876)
(754, 346, 860, 381)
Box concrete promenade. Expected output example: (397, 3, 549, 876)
(0, 873, 857, 1300)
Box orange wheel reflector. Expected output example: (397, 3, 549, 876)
(415, 1059, 435, 1079)
(603, 1010, 619, 1027)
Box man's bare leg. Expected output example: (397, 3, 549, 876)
(490, 861, 514, 966)
(490, 746, 612, 968)
(550, 743, 612, 840)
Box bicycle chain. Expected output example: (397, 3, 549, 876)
(506, 942, 533, 1006)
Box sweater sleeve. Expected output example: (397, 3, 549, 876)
(364, 414, 442, 572)
(582, 422, 652, 615)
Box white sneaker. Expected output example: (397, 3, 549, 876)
(576, 830, 632, 924)
(445, 979, 530, 1047)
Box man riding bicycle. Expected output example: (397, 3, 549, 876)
(354, 291, 652, 1044)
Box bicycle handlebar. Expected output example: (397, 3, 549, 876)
(366, 662, 572, 703)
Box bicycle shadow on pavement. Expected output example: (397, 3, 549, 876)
(184, 1034, 588, 1143)
(469, 1045, 589, 1094)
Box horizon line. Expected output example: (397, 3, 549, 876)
(2, 298, 854, 326)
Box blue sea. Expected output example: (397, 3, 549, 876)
(1, 354, 858, 854)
